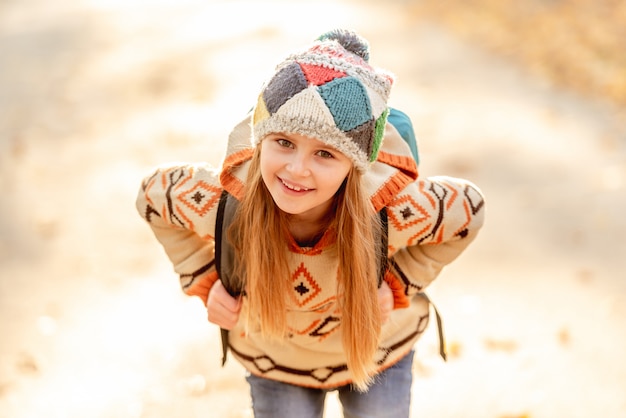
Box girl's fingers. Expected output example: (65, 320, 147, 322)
(207, 280, 242, 329)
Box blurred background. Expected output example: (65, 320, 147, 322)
(0, 0, 624, 417)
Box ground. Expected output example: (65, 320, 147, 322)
(1, 1, 625, 417)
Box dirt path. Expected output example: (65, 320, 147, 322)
(1, 1, 624, 417)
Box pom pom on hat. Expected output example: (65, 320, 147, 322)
(316, 29, 370, 62)
(252, 29, 394, 172)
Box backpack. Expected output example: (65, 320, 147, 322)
(214, 108, 446, 365)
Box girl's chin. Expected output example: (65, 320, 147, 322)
(272, 200, 307, 216)
(270, 195, 313, 217)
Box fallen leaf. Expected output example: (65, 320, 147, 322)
(484, 338, 518, 352)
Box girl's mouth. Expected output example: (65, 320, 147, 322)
(280, 178, 311, 192)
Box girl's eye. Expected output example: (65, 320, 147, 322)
(317, 150, 334, 159)
(277, 138, 294, 148)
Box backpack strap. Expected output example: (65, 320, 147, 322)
(419, 292, 448, 361)
(215, 190, 242, 366)
(215, 190, 242, 296)
(379, 208, 446, 361)
(377, 207, 389, 288)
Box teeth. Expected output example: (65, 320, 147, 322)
(282, 179, 309, 191)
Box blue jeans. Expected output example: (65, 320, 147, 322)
(245, 350, 414, 418)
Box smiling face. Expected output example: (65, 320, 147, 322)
(259, 132, 353, 224)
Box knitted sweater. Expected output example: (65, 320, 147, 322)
(136, 115, 485, 389)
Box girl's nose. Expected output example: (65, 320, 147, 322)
(286, 152, 311, 177)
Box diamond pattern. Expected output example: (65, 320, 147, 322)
(291, 262, 321, 307)
(318, 76, 371, 131)
(309, 316, 340, 338)
(464, 184, 485, 215)
(311, 367, 334, 382)
(178, 181, 220, 217)
(387, 195, 429, 231)
(252, 355, 276, 373)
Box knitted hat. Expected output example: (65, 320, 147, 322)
(252, 29, 394, 172)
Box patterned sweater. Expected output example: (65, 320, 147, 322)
(136, 115, 485, 389)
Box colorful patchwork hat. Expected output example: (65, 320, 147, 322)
(252, 29, 394, 172)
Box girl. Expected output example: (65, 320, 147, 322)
(136, 29, 485, 418)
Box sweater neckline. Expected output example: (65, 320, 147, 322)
(287, 226, 336, 255)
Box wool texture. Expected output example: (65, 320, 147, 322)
(253, 29, 394, 172)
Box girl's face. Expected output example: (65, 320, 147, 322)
(260, 132, 352, 223)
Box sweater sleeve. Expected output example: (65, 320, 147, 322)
(135, 163, 224, 304)
(384, 176, 485, 305)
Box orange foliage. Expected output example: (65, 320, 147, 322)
(411, 0, 626, 110)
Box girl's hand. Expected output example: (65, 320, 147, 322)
(377, 280, 393, 324)
(207, 279, 242, 330)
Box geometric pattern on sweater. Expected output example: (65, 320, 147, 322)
(463, 180, 485, 215)
(140, 165, 220, 238)
(178, 179, 221, 218)
(229, 309, 429, 386)
(308, 316, 341, 340)
(138, 165, 221, 293)
(288, 313, 342, 343)
(388, 179, 485, 246)
(291, 262, 322, 307)
(386, 194, 429, 232)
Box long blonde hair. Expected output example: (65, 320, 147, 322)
(230, 145, 383, 390)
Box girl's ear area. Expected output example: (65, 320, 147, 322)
(257, 136, 268, 152)
(341, 166, 357, 187)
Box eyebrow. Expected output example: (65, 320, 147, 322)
(273, 132, 341, 155)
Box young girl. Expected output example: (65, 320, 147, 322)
(136, 29, 485, 418)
